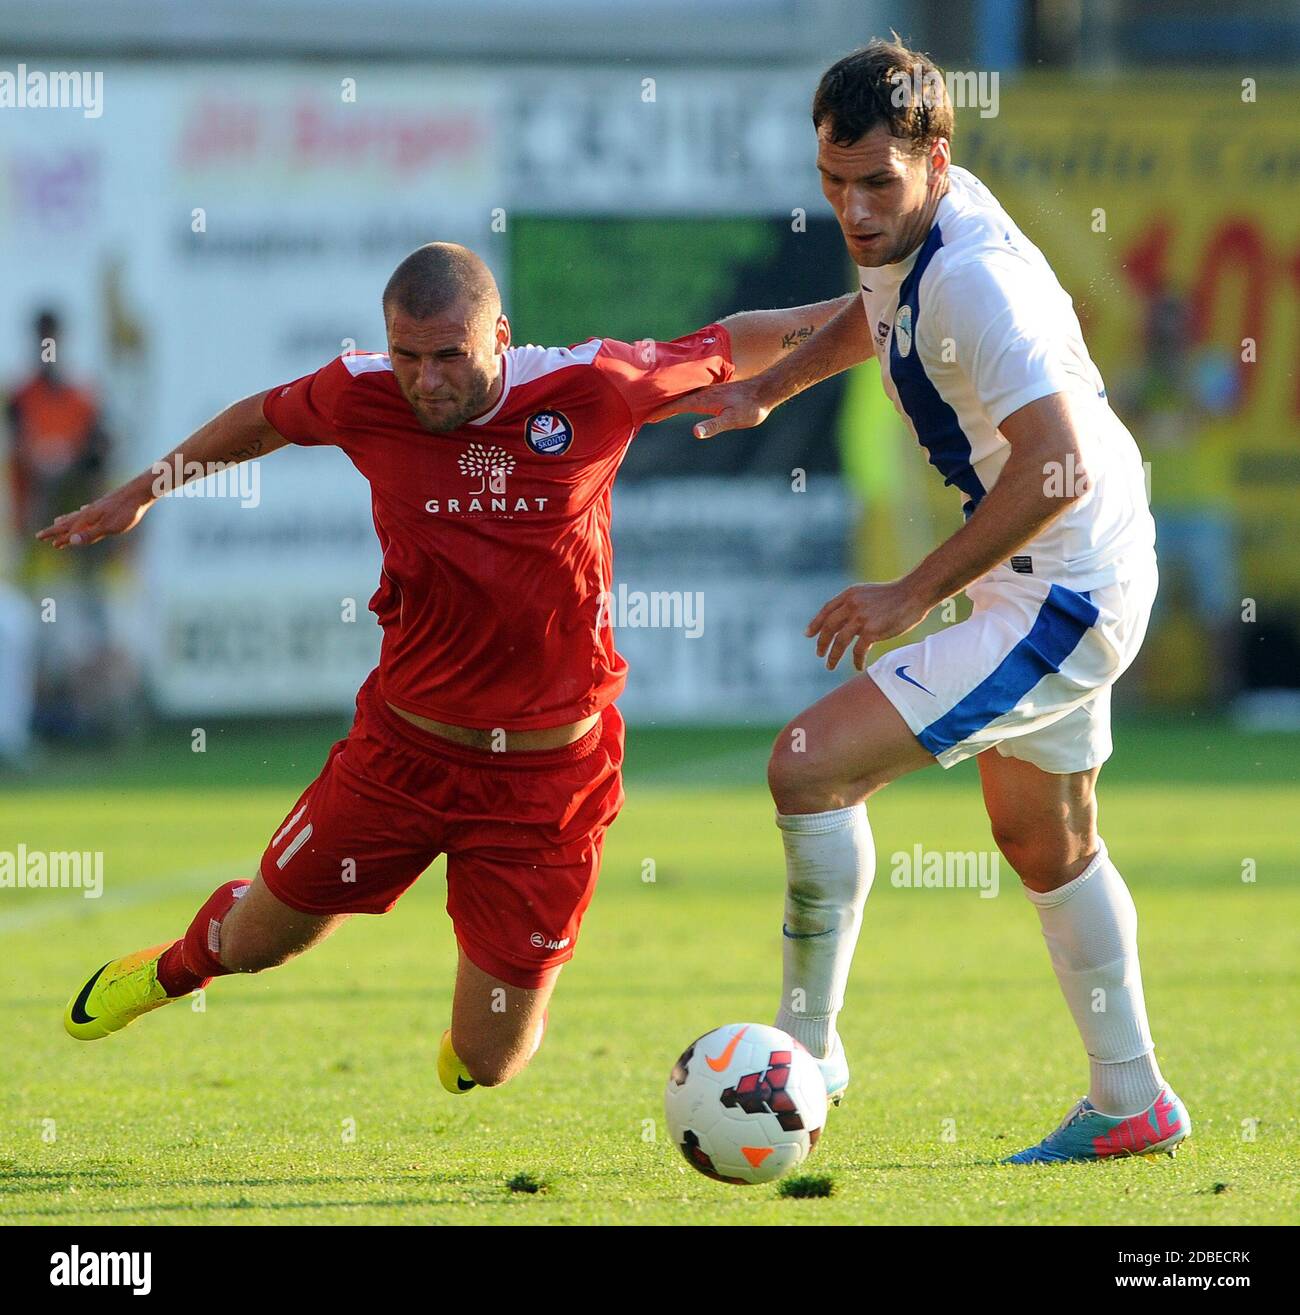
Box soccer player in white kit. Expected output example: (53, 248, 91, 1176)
(655, 40, 1190, 1162)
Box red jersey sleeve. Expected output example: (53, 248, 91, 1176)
(590, 324, 735, 427)
(262, 355, 356, 446)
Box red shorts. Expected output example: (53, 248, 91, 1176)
(259, 670, 625, 988)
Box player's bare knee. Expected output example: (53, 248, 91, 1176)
(768, 760, 835, 814)
(990, 824, 1035, 872)
(456, 1043, 525, 1089)
(991, 828, 1075, 891)
(767, 742, 877, 813)
(468, 1061, 515, 1089)
(767, 728, 800, 787)
(768, 737, 840, 811)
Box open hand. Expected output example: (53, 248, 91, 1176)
(807, 581, 934, 672)
(37, 484, 152, 549)
(642, 378, 774, 438)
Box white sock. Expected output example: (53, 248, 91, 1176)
(772, 804, 875, 1060)
(1023, 842, 1166, 1117)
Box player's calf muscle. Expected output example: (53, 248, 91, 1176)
(217, 881, 343, 972)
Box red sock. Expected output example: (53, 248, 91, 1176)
(156, 879, 252, 997)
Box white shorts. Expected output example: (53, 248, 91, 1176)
(869, 564, 1158, 774)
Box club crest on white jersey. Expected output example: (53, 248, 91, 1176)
(893, 304, 913, 357)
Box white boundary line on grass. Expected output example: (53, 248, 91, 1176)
(0, 860, 259, 934)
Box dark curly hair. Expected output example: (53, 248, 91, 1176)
(812, 38, 954, 153)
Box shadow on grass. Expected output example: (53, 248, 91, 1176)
(4, 1195, 511, 1219)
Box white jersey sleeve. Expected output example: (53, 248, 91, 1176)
(926, 251, 1095, 429)
(857, 166, 1155, 590)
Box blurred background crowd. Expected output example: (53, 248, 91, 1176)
(1, 0, 1297, 767)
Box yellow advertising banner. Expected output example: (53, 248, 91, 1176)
(958, 78, 1299, 614)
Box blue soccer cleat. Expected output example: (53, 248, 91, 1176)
(1004, 1087, 1191, 1164)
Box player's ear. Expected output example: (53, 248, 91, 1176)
(928, 137, 951, 179)
(494, 314, 511, 353)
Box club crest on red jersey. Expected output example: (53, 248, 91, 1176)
(525, 410, 573, 455)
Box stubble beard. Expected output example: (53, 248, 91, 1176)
(407, 372, 494, 434)
(861, 171, 952, 269)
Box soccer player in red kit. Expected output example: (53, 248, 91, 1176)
(44, 243, 852, 1092)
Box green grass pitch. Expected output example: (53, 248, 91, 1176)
(1, 717, 1296, 1225)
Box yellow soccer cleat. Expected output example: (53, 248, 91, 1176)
(438, 1028, 478, 1094)
(63, 942, 180, 1041)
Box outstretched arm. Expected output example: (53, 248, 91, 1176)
(37, 390, 286, 548)
(718, 293, 861, 382)
(647, 294, 873, 437)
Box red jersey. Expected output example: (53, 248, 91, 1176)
(262, 327, 734, 729)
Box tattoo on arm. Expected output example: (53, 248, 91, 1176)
(229, 436, 265, 462)
(780, 325, 815, 351)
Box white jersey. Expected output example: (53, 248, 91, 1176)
(859, 165, 1155, 591)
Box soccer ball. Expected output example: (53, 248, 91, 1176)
(664, 1022, 828, 1185)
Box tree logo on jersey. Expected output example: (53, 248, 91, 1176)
(719, 1048, 808, 1132)
(458, 442, 516, 495)
(525, 410, 573, 456)
(894, 303, 913, 358)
